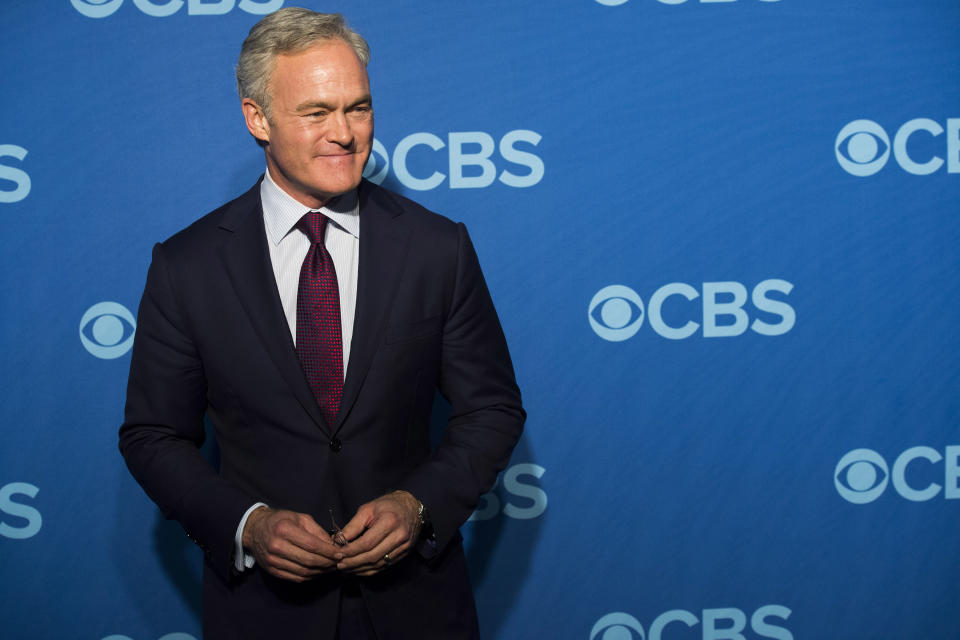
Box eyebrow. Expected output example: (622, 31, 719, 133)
(295, 95, 373, 112)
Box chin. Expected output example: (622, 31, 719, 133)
(312, 172, 363, 195)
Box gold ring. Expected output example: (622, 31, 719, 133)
(383, 553, 391, 565)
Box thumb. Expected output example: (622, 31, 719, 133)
(295, 512, 330, 540)
(340, 503, 374, 541)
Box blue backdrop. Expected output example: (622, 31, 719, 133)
(2, 1, 958, 638)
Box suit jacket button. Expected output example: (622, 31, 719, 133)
(329, 438, 342, 452)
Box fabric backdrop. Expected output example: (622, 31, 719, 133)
(1, 1, 958, 638)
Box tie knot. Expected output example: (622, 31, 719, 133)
(299, 211, 328, 244)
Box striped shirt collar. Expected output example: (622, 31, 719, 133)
(260, 167, 360, 245)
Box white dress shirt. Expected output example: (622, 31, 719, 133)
(233, 168, 361, 571)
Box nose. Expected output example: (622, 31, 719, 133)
(327, 110, 353, 147)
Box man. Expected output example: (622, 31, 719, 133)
(119, 8, 524, 639)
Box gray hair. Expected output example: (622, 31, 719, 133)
(236, 7, 370, 120)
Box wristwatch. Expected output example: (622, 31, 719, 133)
(416, 500, 434, 541)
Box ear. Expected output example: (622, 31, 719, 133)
(241, 98, 270, 144)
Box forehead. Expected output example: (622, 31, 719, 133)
(270, 39, 369, 93)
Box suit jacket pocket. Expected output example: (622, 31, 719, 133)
(384, 314, 443, 345)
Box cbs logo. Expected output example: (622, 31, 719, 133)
(80, 302, 137, 359)
(362, 130, 543, 191)
(0, 144, 31, 204)
(469, 463, 547, 521)
(834, 446, 960, 504)
(71, 0, 281, 18)
(591, 605, 792, 640)
(0, 482, 42, 540)
(589, 279, 794, 341)
(835, 118, 960, 177)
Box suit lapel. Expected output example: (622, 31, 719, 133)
(333, 181, 411, 432)
(217, 181, 331, 436)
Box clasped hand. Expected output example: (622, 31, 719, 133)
(243, 490, 422, 582)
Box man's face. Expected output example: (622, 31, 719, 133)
(243, 39, 373, 209)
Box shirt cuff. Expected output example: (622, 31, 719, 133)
(233, 502, 268, 573)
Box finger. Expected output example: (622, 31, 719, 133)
(258, 544, 332, 579)
(338, 529, 413, 573)
(265, 565, 313, 583)
(341, 550, 407, 575)
(350, 543, 413, 577)
(340, 543, 410, 576)
(261, 516, 339, 564)
(277, 519, 340, 559)
(294, 512, 331, 541)
(335, 494, 419, 569)
(263, 550, 333, 577)
(339, 504, 374, 541)
(338, 515, 392, 558)
(263, 536, 339, 571)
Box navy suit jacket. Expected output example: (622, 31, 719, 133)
(119, 178, 525, 639)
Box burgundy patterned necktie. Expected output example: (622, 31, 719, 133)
(295, 211, 343, 427)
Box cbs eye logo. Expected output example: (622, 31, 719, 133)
(361, 130, 544, 191)
(590, 612, 645, 640)
(834, 120, 890, 177)
(836, 117, 959, 176)
(835, 445, 960, 504)
(70, 0, 125, 18)
(79, 301, 136, 359)
(834, 448, 888, 504)
(591, 606, 793, 640)
(588, 285, 645, 342)
(362, 139, 391, 185)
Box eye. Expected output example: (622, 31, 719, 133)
(79, 301, 136, 359)
(590, 613, 645, 640)
(591, 297, 642, 329)
(837, 131, 887, 165)
(834, 448, 889, 504)
(834, 119, 890, 176)
(588, 285, 645, 342)
(836, 459, 886, 492)
(348, 107, 372, 121)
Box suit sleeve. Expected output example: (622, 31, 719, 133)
(119, 242, 253, 582)
(398, 223, 526, 553)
